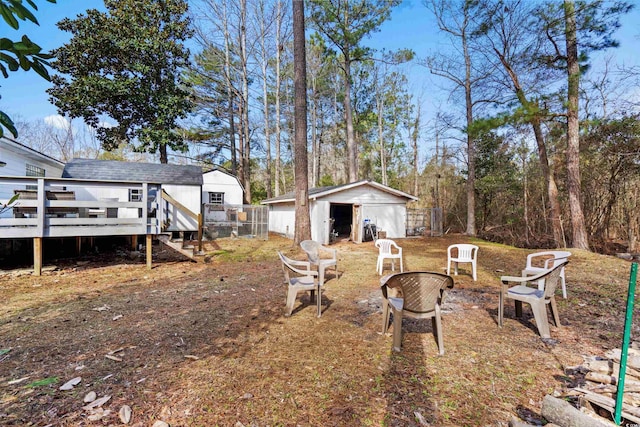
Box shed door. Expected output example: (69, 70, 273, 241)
(351, 204, 362, 243)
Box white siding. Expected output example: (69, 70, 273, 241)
(362, 204, 406, 238)
(310, 200, 330, 244)
(268, 203, 296, 238)
(164, 184, 201, 231)
(316, 186, 406, 205)
(202, 170, 243, 205)
(0, 140, 64, 218)
(264, 182, 415, 242)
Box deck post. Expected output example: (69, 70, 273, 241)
(131, 235, 137, 251)
(76, 236, 82, 255)
(198, 213, 203, 253)
(33, 237, 42, 276)
(146, 234, 152, 269)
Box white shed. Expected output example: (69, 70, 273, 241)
(262, 180, 418, 244)
(62, 159, 203, 232)
(0, 136, 65, 218)
(202, 168, 244, 206)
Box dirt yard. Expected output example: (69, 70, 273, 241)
(0, 234, 636, 426)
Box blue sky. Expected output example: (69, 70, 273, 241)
(1, 1, 639, 135)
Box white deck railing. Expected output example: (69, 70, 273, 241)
(0, 176, 163, 239)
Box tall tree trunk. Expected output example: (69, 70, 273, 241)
(377, 96, 386, 186)
(492, 46, 564, 247)
(311, 75, 319, 188)
(344, 56, 357, 182)
(275, 0, 283, 196)
(240, 0, 251, 204)
(411, 102, 420, 197)
(463, 29, 476, 236)
(292, 0, 311, 244)
(259, 0, 272, 199)
(222, 0, 237, 176)
(564, 0, 589, 250)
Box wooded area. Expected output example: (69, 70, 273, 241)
(7, 0, 640, 254)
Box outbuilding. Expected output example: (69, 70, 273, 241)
(262, 180, 418, 244)
(202, 168, 244, 206)
(62, 159, 203, 232)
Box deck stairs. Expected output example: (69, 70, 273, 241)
(157, 233, 205, 262)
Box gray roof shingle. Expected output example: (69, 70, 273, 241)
(63, 159, 203, 185)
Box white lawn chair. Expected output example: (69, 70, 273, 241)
(522, 250, 571, 298)
(499, 261, 568, 339)
(375, 239, 403, 275)
(447, 244, 479, 281)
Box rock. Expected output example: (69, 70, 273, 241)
(83, 391, 97, 403)
(152, 421, 170, 427)
(59, 376, 81, 391)
(119, 405, 132, 424)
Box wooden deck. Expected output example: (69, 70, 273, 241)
(1, 176, 167, 274)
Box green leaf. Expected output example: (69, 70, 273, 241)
(27, 377, 58, 388)
(0, 5, 20, 29)
(9, 2, 38, 25)
(0, 110, 18, 137)
(0, 348, 11, 356)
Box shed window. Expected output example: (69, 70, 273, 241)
(25, 164, 45, 190)
(209, 192, 224, 205)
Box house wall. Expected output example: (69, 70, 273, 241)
(0, 140, 64, 218)
(164, 184, 201, 231)
(202, 170, 243, 206)
(268, 203, 296, 238)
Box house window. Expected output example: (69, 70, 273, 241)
(129, 189, 143, 202)
(209, 192, 224, 205)
(25, 164, 45, 190)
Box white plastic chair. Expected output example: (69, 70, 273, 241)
(447, 244, 479, 281)
(375, 239, 403, 275)
(277, 251, 323, 317)
(521, 251, 571, 298)
(300, 240, 338, 285)
(499, 261, 568, 339)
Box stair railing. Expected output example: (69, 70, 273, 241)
(161, 189, 203, 253)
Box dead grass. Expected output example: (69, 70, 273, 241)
(0, 234, 636, 426)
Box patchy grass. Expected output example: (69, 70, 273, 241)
(0, 234, 636, 426)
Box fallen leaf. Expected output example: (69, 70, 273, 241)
(84, 391, 97, 403)
(184, 355, 199, 360)
(92, 305, 110, 312)
(112, 314, 123, 321)
(119, 405, 132, 424)
(82, 395, 111, 410)
(59, 376, 81, 391)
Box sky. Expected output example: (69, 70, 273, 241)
(1, 1, 639, 142)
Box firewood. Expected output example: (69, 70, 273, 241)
(605, 349, 640, 371)
(585, 372, 640, 392)
(541, 394, 618, 427)
(574, 388, 640, 422)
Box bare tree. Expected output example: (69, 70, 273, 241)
(426, 0, 492, 236)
